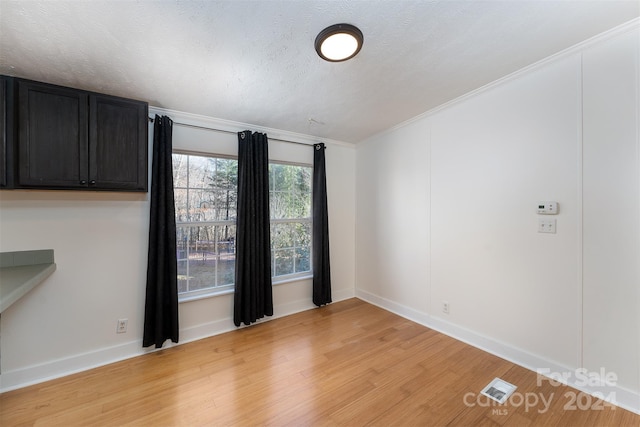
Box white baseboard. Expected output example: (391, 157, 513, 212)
(0, 288, 356, 393)
(355, 288, 640, 415)
(0, 339, 144, 393)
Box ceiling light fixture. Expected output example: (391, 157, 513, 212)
(315, 23, 363, 62)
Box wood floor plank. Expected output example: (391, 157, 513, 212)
(1, 298, 638, 426)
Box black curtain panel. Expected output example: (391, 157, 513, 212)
(312, 143, 332, 306)
(234, 130, 273, 326)
(143, 115, 179, 348)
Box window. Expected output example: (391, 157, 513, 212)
(173, 152, 312, 297)
(173, 153, 238, 295)
(269, 163, 312, 279)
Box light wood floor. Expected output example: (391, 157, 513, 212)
(1, 298, 638, 426)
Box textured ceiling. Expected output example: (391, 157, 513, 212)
(1, 1, 638, 143)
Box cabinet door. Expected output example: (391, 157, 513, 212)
(0, 76, 7, 187)
(17, 80, 89, 188)
(89, 95, 148, 191)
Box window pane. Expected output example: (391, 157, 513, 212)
(174, 188, 188, 222)
(271, 163, 287, 191)
(216, 251, 235, 286)
(211, 190, 237, 220)
(173, 153, 189, 188)
(187, 189, 217, 221)
(217, 225, 236, 253)
(183, 224, 236, 292)
(176, 226, 189, 259)
(295, 222, 312, 247)
(294, 166, 311, 193)
(274, 248, 294, 276)
(271, 222, 294, 249)
(213, 158, 238, 190)
(290, 190, 311, 218)
(187, 156, 217, 189)
(268, 162, 312, 279)
(295, 247, 310, 273)
(270, 190, 289, 219)
(270, 221, 311, 276)
(177, 260, 188, 293)
(269, 164, 311, 220)
(177, 226, 189, 292)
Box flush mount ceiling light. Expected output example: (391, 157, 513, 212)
(315, 23, 363, 62)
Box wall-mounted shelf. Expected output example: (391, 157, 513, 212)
(0, 250, 56, 313)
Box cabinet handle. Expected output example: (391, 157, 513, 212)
(89, 180, 96, 186)
(80, 180, 87, 185)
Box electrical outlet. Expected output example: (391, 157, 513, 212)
(443, 301, 450, 315)
(116, 318, 128, 334)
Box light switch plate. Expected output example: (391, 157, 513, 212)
(538, 218, 556, 233)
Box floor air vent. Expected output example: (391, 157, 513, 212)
(480, 378, 517, 404)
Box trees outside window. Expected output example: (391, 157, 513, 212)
(269, 163, 312, 278)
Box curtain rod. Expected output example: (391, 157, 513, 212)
(148, 117, 318, 148)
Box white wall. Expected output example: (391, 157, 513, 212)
(0, 109, 356, 391)
(356, 23, 639, 412)
(582, 29, 639, 397)
(355, 118, 430, 314)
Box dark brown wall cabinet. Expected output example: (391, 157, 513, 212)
(0, 75, 15, 189)
(0, 76, 7, 188)
(2, 77, 148, 192)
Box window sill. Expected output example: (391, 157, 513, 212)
(272, 273, 313, 285)
(178, 286, 234, 303)
(178, 273, 313, 304)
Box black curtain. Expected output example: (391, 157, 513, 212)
(312, 143, 332, 306)
(143, 115, 179, 348)
(234, 131, 273, 326)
